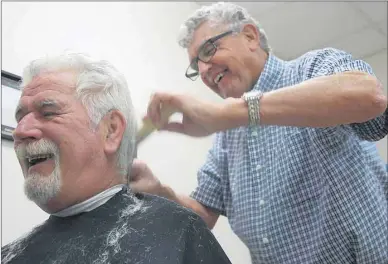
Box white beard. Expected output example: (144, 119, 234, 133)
(16, 139, 62, 207)
(24, 157, 61, 207)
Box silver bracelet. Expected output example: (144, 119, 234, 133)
(242, 90, 263, 126)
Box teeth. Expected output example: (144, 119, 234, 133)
(214, 72, 225, 84)
(27, 154, 52, 163)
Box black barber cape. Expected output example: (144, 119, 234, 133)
(1, 190, 231, 264)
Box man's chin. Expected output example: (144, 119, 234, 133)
(24, 188, 54, 207)
(24, 173, 61, 207)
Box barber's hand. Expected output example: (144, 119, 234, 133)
(147, 92, 245, 137)
(129, 159, 163, 196)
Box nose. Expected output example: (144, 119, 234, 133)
(13, 113, 43, 143)
(198, 60, 211, 75)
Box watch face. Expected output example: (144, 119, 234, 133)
(245, 91, 259, 99)
(243, 90, 262, 100)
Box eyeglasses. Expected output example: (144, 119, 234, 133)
(185, 30, 234, 81)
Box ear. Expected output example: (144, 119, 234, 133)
(241, 24, 260, 51)
(102, 110, 126, 155)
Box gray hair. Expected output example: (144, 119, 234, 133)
(178, 2, 271, 53)
(20, 52, 137, 179)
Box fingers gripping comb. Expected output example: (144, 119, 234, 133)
(136, 107, 176, 145)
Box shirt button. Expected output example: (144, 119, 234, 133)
(259, 199, 265, 206)
(256, 164, 262, 170)
(262, 237, 269, 244)
(251, 130, 258, 137)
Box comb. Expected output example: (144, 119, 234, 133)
(136, 107, 177, 145)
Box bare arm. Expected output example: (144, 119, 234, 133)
(160, 184, 220, 229)
(226, 71, 387, 129)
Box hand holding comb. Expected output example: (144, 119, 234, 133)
(136, 107, 177, 145)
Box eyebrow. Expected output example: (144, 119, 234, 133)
(196, 30, 234, 54)
(194, 38, 212, 58)
(192, 31, 231, 61)
(197, 39, 209, 52)
(38, 99, 59, 108)
(15, 99, 60, 121)
(189, 38, 210, 64)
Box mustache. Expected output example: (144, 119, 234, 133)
(15, 139, 59, 160)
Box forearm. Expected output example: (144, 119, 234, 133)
(227, 71, 387, 128)
(160, 184, 219, 229)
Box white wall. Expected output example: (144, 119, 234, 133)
(1, 2, 251, 263)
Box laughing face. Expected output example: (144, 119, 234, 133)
(187, 22, 264, 98)
(13, 71, 108, 212)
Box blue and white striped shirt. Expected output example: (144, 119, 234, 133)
(191, 48, 388, 264)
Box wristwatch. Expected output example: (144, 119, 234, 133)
(242, 90, 263, 126)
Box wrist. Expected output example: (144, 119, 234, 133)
(221, 98, 250, 130)
(159, 184, 177, 201)
(242, 90, 264, 127)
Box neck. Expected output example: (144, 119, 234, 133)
(43, 168, 126, 214)
(249, 49, 269, 89)
(52, 183, 127, 217)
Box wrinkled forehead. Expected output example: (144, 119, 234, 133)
(187, 21, 228, 60)
(17, 71, 78, 117)
(21, 71, 77, 97)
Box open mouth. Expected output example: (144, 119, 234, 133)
(26, 154, 54, 168)
(214, 69, 228, 85)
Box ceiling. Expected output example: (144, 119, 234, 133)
(194, 1, 387, 60)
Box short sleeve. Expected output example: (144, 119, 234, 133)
(299, 47, 388, 141)
(190, 133, 228, 216)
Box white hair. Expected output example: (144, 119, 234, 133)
(20, 52, 137, 178)
(178, 2, 271, 53)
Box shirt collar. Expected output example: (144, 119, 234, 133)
(52, 184, 128, 217)
(252, 53, 286, 92)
